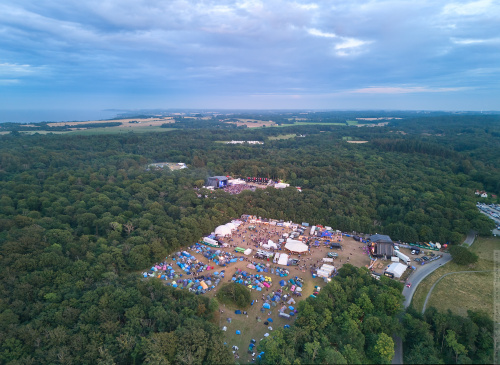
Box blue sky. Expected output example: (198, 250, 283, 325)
(1, 0, 499, 113)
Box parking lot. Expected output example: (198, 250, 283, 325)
(477, 203, 500, 228)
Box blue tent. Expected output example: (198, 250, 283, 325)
(263, 303, 271, 309)
(279, 280, 286, 286)
(289, 306, 294, 310)
(284, 325, 290, 329)
(321, 231, 332, 237)
(235, 310, 242, 314)
(236, 330, 241, 335)
(267, 318, 273, 322)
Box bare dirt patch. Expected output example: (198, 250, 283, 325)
(172, 220, 370, 362)
(151, 219, 371, 362)
(346, 140, 369, 144)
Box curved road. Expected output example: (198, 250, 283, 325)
(422, 270, 494, 313)
(392, 253, 452, 364)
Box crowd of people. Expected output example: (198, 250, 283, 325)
(222, 183, 257, 195)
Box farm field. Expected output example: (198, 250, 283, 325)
(70, 126, 177, 135)
(411, 237, 497, 318)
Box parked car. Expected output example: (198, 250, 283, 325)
(422, 256, 429, 261)
(414, 258, 421, 262)
(406, 283, 412, 288)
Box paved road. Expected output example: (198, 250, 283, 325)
(392, 253, 452, 364)
(422, 270, 494, 313)
(463, 230, 477, 247)
(402, 253, 452, 308)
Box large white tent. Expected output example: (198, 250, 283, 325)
(278, 253, 289, 266)
(214, 225, 232, 237)
(284, 239, 308, 253)
(385, 263, 407, 278)
(225, 222, 237, 231)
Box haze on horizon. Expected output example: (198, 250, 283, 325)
(1, 0, 499, 114)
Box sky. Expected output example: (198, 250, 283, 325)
(1, 0, 499, 116)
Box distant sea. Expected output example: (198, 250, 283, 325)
(0, 109, 120, 124)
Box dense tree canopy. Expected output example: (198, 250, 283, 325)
(0, 113, 498, 363)
(258, 265, 404, 364)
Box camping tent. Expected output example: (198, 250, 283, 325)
(263, 303, 271, 309)
(278, 253, 289, 266)
(244, 248, 253, 256)
(284, 239, 308, 253)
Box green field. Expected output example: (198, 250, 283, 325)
(346, 120, 358, 125)
(268, 134, 296, 140)
(411, 236, 497, 318)
(258, 122, 347, 129)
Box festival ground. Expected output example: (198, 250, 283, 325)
(182, 220, 371, 363)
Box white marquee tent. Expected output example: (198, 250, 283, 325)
(284, 239, 308, 253)
(214, 225, 232, 237)
(385, 263, 408, 278)
(278, 253, 289, 266)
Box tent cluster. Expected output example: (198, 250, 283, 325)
(167, 272, 224, 294)
(231, 269, 272, 291)
(194, 243, 246, 266)
(144, 257, 226, 295)
(259, 288, 293, 311)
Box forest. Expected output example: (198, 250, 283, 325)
(0, 112, 497, 363)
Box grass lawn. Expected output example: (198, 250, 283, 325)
(268, 134, 296, 140)
(410, 236, 498, 318)
(346, 120, 358, 125)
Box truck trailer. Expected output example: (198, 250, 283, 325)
(394, 250, 411, 265)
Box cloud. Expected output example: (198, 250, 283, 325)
(351, 86, 467, 94)
(308, 28, 336, 38)
(0, 0, 499, 110)
(443, 0, 493, 15)
(452, 37, 500, 45)
(308, 28, 371, 56)
(0, 62, 45, 77)
(0, 79, 20, 85)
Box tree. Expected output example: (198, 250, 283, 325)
(373, 333, 394, 364)
(216, 282, 251, 308)
(449, 246, 478, 266)
(445, 330, 467, 363)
